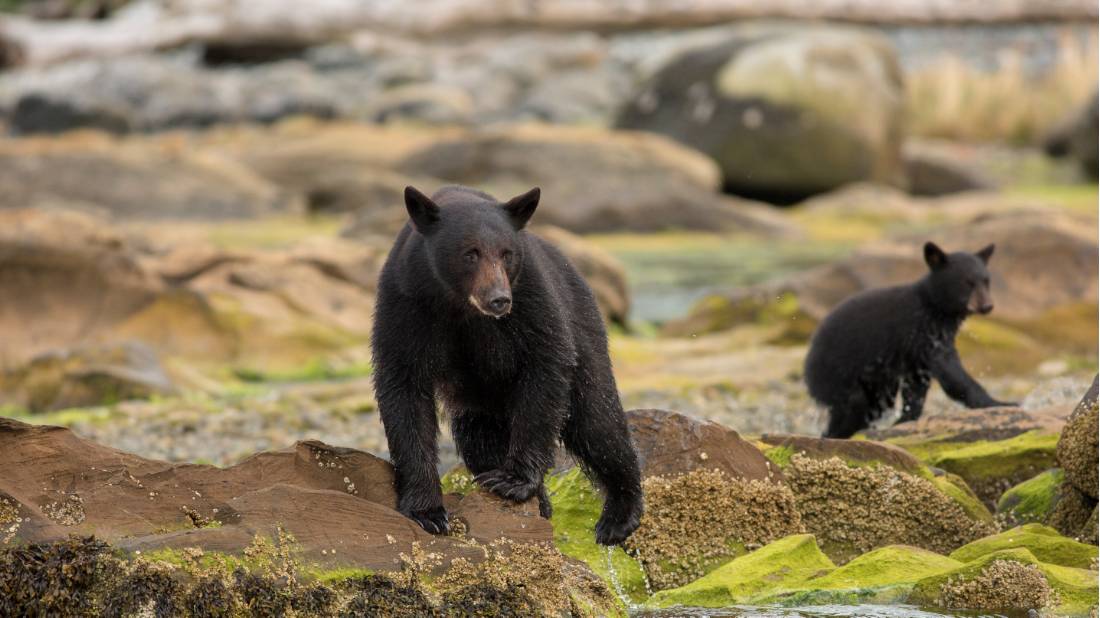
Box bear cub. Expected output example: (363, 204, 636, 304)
(372, 184, 644, 545)
(805, 241, 1016, 439)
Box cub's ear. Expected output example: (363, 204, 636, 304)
(503, 187, 540, 230)
(975, 244, 995, 264)
(923, 241, 948, 270)
(405, 186, 440, 235)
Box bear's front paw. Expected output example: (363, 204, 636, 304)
(403, 505, 450, 535)
(475, 469, 539, 503)
(595, 498, 643, 546)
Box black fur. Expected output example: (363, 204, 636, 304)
(371, 185, 644, 545)
(805, 242, 1015, 439)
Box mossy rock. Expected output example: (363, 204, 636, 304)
(998, 468, 1065, 524)
(760, 545, 963, 606)
(782, 454, 995, 564)
(662, 290, 816, 343)
(622, 468, 803, 591)
(545, 468, 648, 603)
(917, 431, 1061, 508)
(949, 523, 1098, 569)
(646, 534, 836, 609)
(909, 547, 1099, 616)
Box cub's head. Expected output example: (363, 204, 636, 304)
(923, 241, 996, 316)
(404, 185, 540, 318)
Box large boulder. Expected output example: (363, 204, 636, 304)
(0, 134, 293, 219)
(616, 24, 905, 201)
(0, 418, 623, 616)
(1048, 376, 1099, 543)
(0, 208, 383, 386)
(398, 123, 793, 234)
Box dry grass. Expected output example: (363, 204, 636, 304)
(907, 31, 1098, 145)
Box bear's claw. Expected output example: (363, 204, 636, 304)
(475, 469, 539, 503)
(595, 498, 643, 546)
(404, 506, 450, 535)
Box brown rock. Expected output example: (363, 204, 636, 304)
(626, 408, 783, 482)
(398, 123, 793, 235)
(1056, 375, 1099, 499)
(865, 405, 1071, 443)
(0, 418, 551, 570)
(760, 433, 925, 475)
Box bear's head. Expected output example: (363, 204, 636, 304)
(404, 185, 540, 318)
(922, 241, 996, 316)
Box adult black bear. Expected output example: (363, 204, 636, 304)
(805, 242, 1016, 439)
(372, 185, 644, 545)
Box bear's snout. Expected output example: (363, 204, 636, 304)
(469, 260, 512, 318)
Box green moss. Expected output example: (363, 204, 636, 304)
(902, 431, 1062, 506)
(440, 466, 477, 496)
(997, 469, 1065, 524)
(910, 547, 1099, 616)
(764, 445, 795, 468)
(232, 358, 373, 383)
(647, 534, 836, 609)
(306, 566, 374, 583)
(545, 468, 648, 603)
(949, 524, 1098, 570)
(761, 545, 963, 606)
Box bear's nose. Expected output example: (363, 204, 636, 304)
(978, 303, 993, 315)
(488, 296, 512, 315)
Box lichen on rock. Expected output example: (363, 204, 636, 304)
(997, 468, 1065, 526)
(623, 468, 803, 590)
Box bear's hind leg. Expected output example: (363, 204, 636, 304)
(822, 389, 881, 439)
(451, 409, 552, 518)
(561, 385, 643, 546)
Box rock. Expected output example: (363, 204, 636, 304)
(909, 548, 1097, 616)
(0, 341, 175, 413)
(760, 433, 925, 476)
(626, 408, 783, 481)
(398, 123, 794, 235)
(0, 417, 555, 569)
(1044, 91, 1098, 180)
(948, 523, 1098, 570)
(777, 453, 995, 564)
(544, 468, 649, 603)
(0, 208, 381, 379)
(0, 208, 162, 369)
(1056, 375, 1098, 499)
(903, 140, 997, 196)
(868, 405, 1068, 509)
(1047, 484, 1098, 544)
(616, 23, 905, 201)
(0, 135, 293, 219)
(667, 209, 1098, 336)
(623, 468, 803, 590)
(763, 545, 963, 606)
(996, 469, 1065, 526)
(647, 534, 835, 608)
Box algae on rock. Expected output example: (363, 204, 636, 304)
(998, 468, 1065, 525)
(949, 524, 1099, 570)
(647, 534, 836, 609)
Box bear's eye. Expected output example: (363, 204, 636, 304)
(464, 249, 479, 264)
(501, 249, 513, 263)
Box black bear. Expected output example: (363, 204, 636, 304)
(805, 242, 1016, 439)
(371, 184, 644, 545)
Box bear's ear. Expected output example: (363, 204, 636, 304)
(975, 244, 995, 264)
(502, 187, 540, 230)
(923, 241, 948, 270)
(405, 186, 440, 235)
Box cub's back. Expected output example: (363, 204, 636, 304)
(804, 284, 923, 400)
